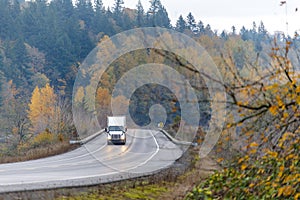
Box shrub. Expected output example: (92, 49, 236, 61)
(31, 130, 56, 147)
(186, 135, 300, 200)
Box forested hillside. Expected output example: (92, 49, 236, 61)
(0, 0, 299, 198)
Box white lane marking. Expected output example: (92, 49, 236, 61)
(0, 136, 107, 170)
(89, 129, 159, 172)
(0, 131, 161, 186)
(122, 130, 159, 171)
(0, 130, 182, 190)
(0, 133, 134, 172)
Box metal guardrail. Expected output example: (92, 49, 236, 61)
(158, 128, 193, 146)
(69, 129, 105, 145)
(70, 128, 193, 146)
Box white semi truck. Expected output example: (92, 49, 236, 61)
(105, 116, 127, 145)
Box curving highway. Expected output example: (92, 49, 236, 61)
(0, 129, 183, 193)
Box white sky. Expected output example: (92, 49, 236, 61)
(102, 0, 300, 35)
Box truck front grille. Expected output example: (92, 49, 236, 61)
(112, 135, 120, 140)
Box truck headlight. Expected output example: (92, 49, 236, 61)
(107, 134, 112, 140)
(120, 134, 125, 140)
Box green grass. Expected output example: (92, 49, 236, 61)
(57, 184, 168, 200)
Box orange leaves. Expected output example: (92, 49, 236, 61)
(279, 165, 285, 172)
(240, 163, 247, 171)
(296, 85, 300, 93)
(238, 157, 244, 164)
(216, 158, 224, 163)
(236, 101, 243, 106)
(278, 185, 295, 197)
(249, 142, 258, 148)
(96, 87, 110, 108)
(297, 96, 300, 105)
(269, 105, 278, 116)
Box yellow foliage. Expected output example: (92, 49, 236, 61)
(28, 84, 59, 134)
(249, 149, 257, 154)
(266, 150, 278, 158)
(226, 124, 232, 128)
(278, 185, 295, 197)
(257, 168, 265, 174)
(296, 86, 300, 93)
(279, 165, 285, 172)
(238, 157, 244, 164)
(249, 142, 258, 148)
(74, 86, 85, 104)
(278, 171, 283, 179)
(297, 96, 300, 105)
(269, 106, 278, 116)
(241, 163, 247, 170)
(32, 131, 55, 147)
(236, 101, 243, 106)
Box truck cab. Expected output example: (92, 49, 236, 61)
(106, 116, 127, 145)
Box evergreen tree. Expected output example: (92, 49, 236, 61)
(251, 21, 257, 36)
(205, 24, 213, 36)
(186, 12, 196, 31)
(231, 26, 236, 35)
(92, 0, 108, 34)
(75, 0, 94, 29)
(147, 0, 170, 28)
(136, 0, 145, 27)
(221, 30, 228, 40)
(197, 20, 205, 34)
(258, 21, 268, 38)
(0, 0, 20, 40)
(113, 0, 124, 16)
(175, 15, 186, 32)
(240, 26, 249, 40)
(113, 0, 124, 26)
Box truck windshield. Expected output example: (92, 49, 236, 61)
(109, 126, 124, 131)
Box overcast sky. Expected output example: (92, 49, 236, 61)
(102, 0, 300, 35)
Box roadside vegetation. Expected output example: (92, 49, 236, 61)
(0, 0, 299, 199)
(186, 41, 300, 199)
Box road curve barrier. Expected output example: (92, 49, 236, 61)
(69, 129, 105, 145)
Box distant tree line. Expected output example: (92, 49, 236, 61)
(0, 0, 292, 96)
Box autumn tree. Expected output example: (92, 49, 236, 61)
(28, 83, 60, 134)
(187, 38, 300, 199)
(95, 87, 111, 127)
